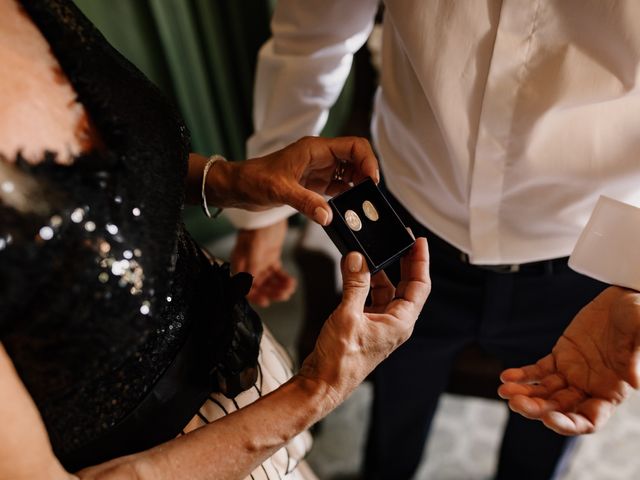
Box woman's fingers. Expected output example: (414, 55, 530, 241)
(289, 136, 379, 222)
(387, 237, 430, 321)
(370, 271, 395, 309)
(263, 136, 380, 223)
(234, 136, 379, 214)
(311, 136, 380, 184)
(339, 252, 371, 314)
(282, 183, 333, 226)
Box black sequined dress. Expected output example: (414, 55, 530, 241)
(0, 0, 262, 470)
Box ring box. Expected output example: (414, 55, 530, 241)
(322, 178, 415, 274)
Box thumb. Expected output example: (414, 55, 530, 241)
(285, 184, 333, 226)
(339, 252, 370, 312)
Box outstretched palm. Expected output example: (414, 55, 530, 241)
(499, 287, 640, 435)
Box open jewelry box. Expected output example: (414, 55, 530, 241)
(323, 178, 415, 274)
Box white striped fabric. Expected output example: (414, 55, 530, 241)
(180, 326, 317, 480)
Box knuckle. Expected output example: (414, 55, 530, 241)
(299, 194, 315, 215)
(334, 304, 361, 323)
(298, 136, 316, 148)
(342, 278, 369, 291)
(352, 136, 371, 154)
(356, 136, 371, 149)
(420, 278, 432, 299)
(397, 325, 414, 345)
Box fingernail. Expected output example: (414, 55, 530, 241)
(406, 227, 416, 240)
(347, 252, 363, 273)
(375, 169, 380, 184)
(314, 207, 330, 226)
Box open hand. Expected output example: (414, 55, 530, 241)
(499, 286, 640, 435)
(299, 238, 431, 406)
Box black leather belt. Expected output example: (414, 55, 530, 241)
(458, 251, 569, 275)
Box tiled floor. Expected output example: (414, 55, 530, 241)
(208, 230, 640, 480)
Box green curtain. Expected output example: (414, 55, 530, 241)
(74, 0, 354, 243)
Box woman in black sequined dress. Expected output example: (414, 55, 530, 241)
(0, 1, 431, 479)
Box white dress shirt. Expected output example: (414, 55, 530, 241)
(227, 0, 640, 265)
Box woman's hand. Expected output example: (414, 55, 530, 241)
(498, 286, 640, 435)
(190, 136, 379, 226)
(299, 237, 431, 406)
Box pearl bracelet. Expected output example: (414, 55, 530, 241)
(201, 154, 226, 219)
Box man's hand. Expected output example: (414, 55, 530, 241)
(499, 286, 640, 435)
(231, 221, 296, 307)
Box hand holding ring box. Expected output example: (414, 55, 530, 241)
(323, 178, 415, 274)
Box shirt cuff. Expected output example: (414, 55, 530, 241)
(223, 205, 297, 230)
(569, 196, 640, 291)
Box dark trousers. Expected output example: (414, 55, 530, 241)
(363, 191, 608, 480)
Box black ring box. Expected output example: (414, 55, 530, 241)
(322, 178, 415, 274)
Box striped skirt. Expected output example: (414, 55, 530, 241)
(180, 326, 317, 480)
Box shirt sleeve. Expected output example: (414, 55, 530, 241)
(569, 196, 640, 291)
(225, 0, 380, 230)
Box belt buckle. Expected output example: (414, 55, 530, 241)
(482, 264, 520, 274)
(459, 253, 520, 273)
